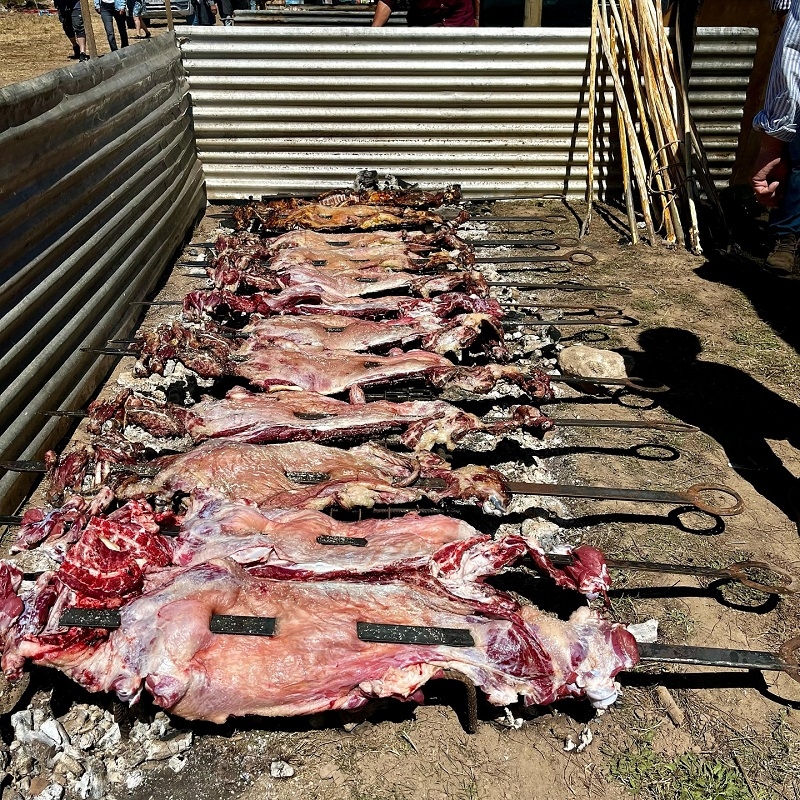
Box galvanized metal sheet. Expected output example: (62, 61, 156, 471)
(0, 34, 205, 515)
(179, 26, 757, 199)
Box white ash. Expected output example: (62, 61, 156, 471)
(270, 760, 295, 779)
(123, 425, 194, 454)
(7, 698, 194, 800)
(11, 549, 59, 575)
(116, 362, 214, 403)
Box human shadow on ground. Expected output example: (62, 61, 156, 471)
(618, 327, 800, 522)
(696, 251, 800, 357)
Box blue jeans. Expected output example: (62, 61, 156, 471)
(769, 135, 800, 237)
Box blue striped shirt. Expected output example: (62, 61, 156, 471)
(754, 0, 800, 140)
(753, 0, 800, 142)
(773, 0, 790, 11)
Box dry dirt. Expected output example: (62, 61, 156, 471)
(0, 8, 169, 90)
(1, 28, 800, 794)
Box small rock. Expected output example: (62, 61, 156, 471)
(125, 771, 144, 791)
(633, 708, 646, 721)
(52, 752, 84, 779)
(270, 760, 294, 779)
(76, 758, 107, 800)
(30, 776, 50, 796)
(168, 754, 187, 773)
(558, 345, 627, 382)
(97, 722, 121, 751)
(40, 719, 70, 749)
(0, 672, 30, 715)
(32, 784, 64, 800)
(145, 731, 192, 761)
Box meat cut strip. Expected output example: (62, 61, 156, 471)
(183, 288, 504, 324)
(133, 322, 549, 400)
(87, 387, 553, 451)
(232, 186, 461, 234)
(114, 439, 511, 515)
(175, 491, 610, 599)
(3, 559, 636, 722)
(242, 312, 506, 360)
(206, 261, 488, 300)
(234, 202, 468, 234)
(214, 229, 471, 260)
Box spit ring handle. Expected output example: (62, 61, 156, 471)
(564, 250, 597, 265)
(778, 636, 800, 684)
(724, 560, 800, 596)
(684, 483, 744, 516)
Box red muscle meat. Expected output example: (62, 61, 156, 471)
(114, 439, 511, 515)
(6, 559, 636, 722)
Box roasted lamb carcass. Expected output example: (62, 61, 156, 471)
(2, 559, 636, 722)
(133, 326, 551, 401)
(208, 261, 488, 299)
(87, 386, 553, 451)
(173, 491, 607, 597)
(210, 247, 469, 292)
(183, 288, 503, 324)
(315, 184, 462, 208)
(101, 439, 510, 515)
(214, 229, 472, 260)
(234, 202, 468, 234)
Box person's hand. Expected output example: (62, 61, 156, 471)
(751, 134, 790, 208)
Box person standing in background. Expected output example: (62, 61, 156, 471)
(753, 0, 798, 275)
(130, 0, 151, 38)
(371, 0, 479, 27)
(55, 0, 88, 61)
(95, 0, 130, 52)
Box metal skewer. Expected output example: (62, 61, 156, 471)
(489, 280, 631, 295)
(477, 251, 596, 265)
(0, 456, 743, 516)
(546, 554, 798, 596)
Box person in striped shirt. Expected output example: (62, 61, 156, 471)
(752, 0, 800, 276)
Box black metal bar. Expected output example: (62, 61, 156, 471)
(477, 251, 596, 265)
(209, 614, 276, 636)
(357, 622, 474, 647)
(489, 280, 631, 295)
(60, 609, 121, 628)
(469, 238, 580, 248)
(317, 535, 368, 547)
(551, 375, 669, 392)
(548, 418, 697, 432)
(637, 642, 792, 673)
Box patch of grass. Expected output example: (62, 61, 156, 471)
(661, 607, 694, 639)
(609, 748, 757, 800)
(729, 327, 780, 351)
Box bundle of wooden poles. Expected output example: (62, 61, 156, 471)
(582, 0, 722, 254)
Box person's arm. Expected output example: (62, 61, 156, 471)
(371, 0, 392, 26)
(473, 0, 479, 26)
(752, 4, 800, 205)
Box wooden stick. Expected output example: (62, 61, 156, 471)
(581, 0, 600, 239)
(165, 0, 175, 31)
(610, 15, 638, 244)
(596, 11, 657, 244)
(610, 0, 676, 243)
(675, 3, 701, 254)
(79, 0, 97, 58)
(631, 0, 684, 243)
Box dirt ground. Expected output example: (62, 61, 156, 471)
(3, 15, 800, 797)
(0, 9, 169, 90)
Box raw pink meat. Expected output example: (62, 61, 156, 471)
(7, 559, 636, 722)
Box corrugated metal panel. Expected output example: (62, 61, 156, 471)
(179, 26, 757, 199)
(234, 9, 408, 25)
(0, 34, 205, 515)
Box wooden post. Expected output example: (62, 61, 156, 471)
(523, 0, 542, 26)
(165, 0, 175, 30)
(79, 0, 98, 57)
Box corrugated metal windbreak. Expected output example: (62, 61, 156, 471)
(234, 9, 408, 25)
(180, 26, 757, 199)
(0, 34, 205, 515)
